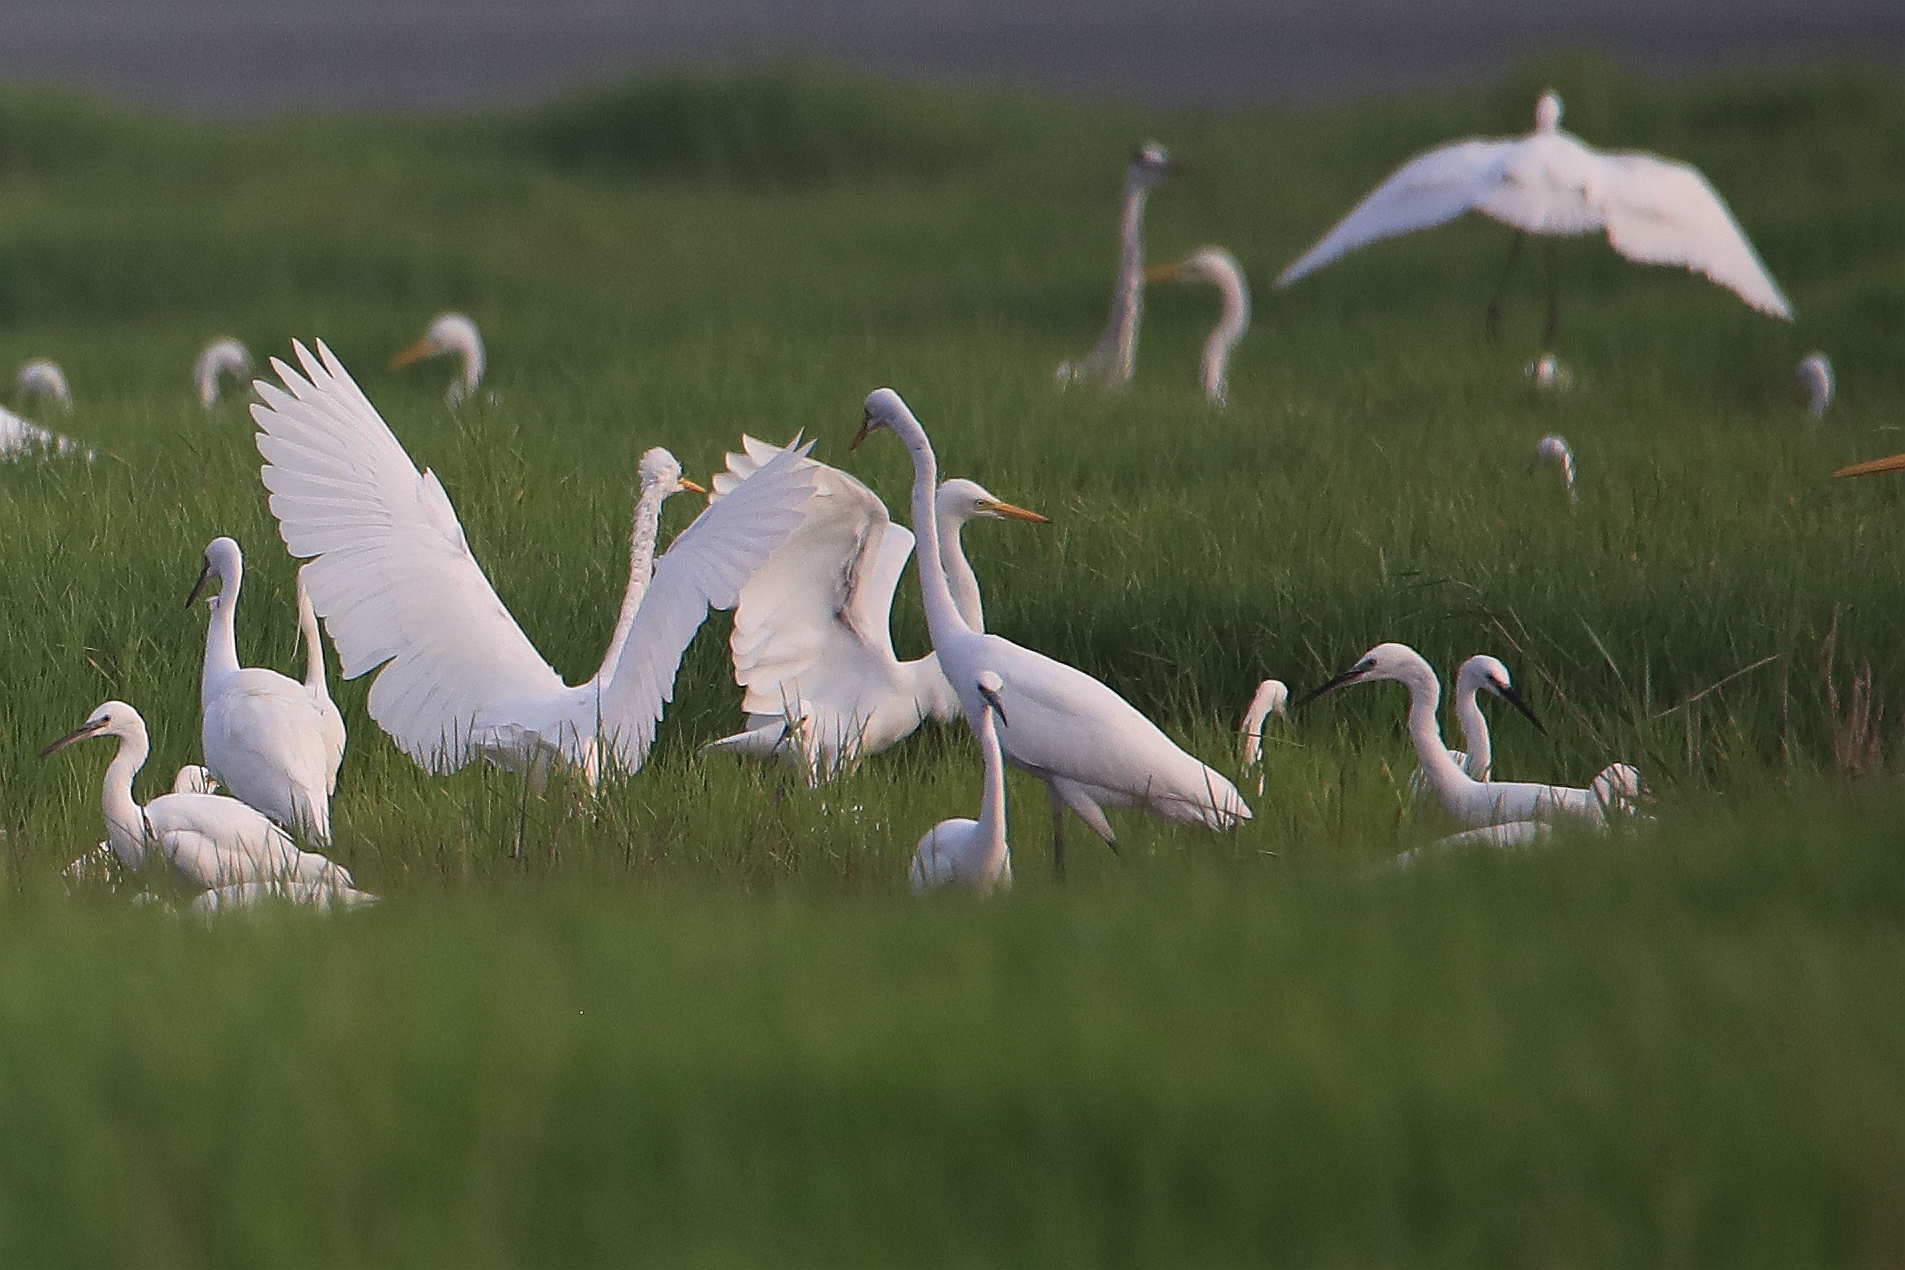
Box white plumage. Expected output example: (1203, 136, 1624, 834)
(297, 569, 347, 795)
(191, 879, 378, 914)
(1058, 143, 1177, 389)
(1532, 434, 1577, 502)
(251, 341, 814, 783)
(1277, 91, 1792, 321)
(0, 403, 90, 462)
(1798, 353, 1834, 421)
(1238, 678, 1289, 770)
(910, 669, 1013, 895)
(195, 338, 253, 408)
(1147, 246, 1251, 405)
(14, 359, 71, 411)
(390, 312, 486, 405)
(1405, 653, 1543, 799)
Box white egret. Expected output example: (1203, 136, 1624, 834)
(0, 403, 90, 462)
(1406, 653, 1543, 799)
(195, 338, 253, 408)
(390, 312, 485, 405)
(1798, 353, 1833, 421)
(1531, 434, 1577, 502)
(192, 879, 378, 914)
(14, 359, 70, 411)
(296, 570, 346, 795)
(852, 388, 1250, 879)
(910, 670, 1013, 895)
(1301, 642, 1636, 830)
(1057, 144, 1177, 389)
(1524, 353, 1573, 390)
(1238, 679, 1289, 769)
(252, 341, 814, 783)
(173, 765, 217, 795)
(1277, 91, 1793, 345)
(1146, 247, 1250, 405)
(706, 438, 1047, 780)
(43, 701, 356, 892)
(189, 536, 336, 845)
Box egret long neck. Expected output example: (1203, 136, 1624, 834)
(202, 561, 242, 689)
(892, 412, 967, 644)
(592, 479, 668, 686)
(974, 705, 1008, 886)
(298, 582, 328, 697)
(937, 508, 986, 633)
(101, 728, 151, 871)
(1104, 179, 1151, 380)
(1203, 269, 1250, 405)
(1453, 681, 1492, 780)
(1401, 660, 1469, 796)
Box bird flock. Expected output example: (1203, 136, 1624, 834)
(32, 88, 1845, 910)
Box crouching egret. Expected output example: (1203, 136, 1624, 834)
(1277, 91, 1793, 346)
(14, 359, 70, 411)
(1058, 144, 1177, 389)
(253, 341, 815, 784)
(1146, 247, 1250, 405)
(391, 312, 485, 405)
(853, 388, 1249, 880)
(1798, 353, 1833, 421)
(707, 437, 1047, 781)
(195, 338, 252, 408)
(43, 702, 356, 892)
(1302, 642, 1636, 830)
(910, 670, 1013, 894)
(1531, 434, 1577, 501)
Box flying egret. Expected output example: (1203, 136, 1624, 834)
(1531, 434, 1577, 502)
(195, 338, 252, 408)
(43, 701, 356, 892)
(706, 438, 1048, 780)
(852, 388, 1250, 879)
(296, 570, 346, 795)
(1057, 144, 1177, 389)
(1277, 91, 1793, 345)
(1146, 247, 1249, 405)
(252, 341, 814, 784)
(1798, 353, 1833, 421)
(910, 670, 1014, 895)
(1301, 642, 1636, 830)
(390, 312, 485, 405)
(189, 536, 337, 845)
(14, 359, 71, 411)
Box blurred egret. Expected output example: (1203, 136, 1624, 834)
(1798, 352, 1833, 420)
(1239, 678, 1289, 769)
(1146, 246, 1250, 404)
(192, 879, 378, 914)
(14, 359, 70, 411)
(195, 338, 252, 407)
(390, 312, 485, 405)
(1524, 353, 1573, 389)
(296, 570, 346, 795)
(1057, 144, 1177, 389)
(910, 670, 1013, 895)
(1531, 434, 1576, 501)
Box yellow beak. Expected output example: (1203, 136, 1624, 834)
(1832, 452, 1905, 479)
(389, 338, 435, 372)
(977, 498, 1049, 524)
(1143, 260, 1181, 284)
(678, 477, 707, 495)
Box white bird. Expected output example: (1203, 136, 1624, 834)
(0, 403, 91, 462)
(1798, 352, 1833, 421)
(1406, 654, 1544, 798)
(252, 341, 814, 784)
(1057, 144, 1177, 389)
(43, 701, 356, 892)
(14, 359, 71, 411)
(296, 569, 346, 795)
(706, 438, 1048, 780)
(852, 388, 1250, 879)
(1524, 353, 1573, 390)
(195, 338, 253, 408)
(1238, 679, 1289, 769)
(1301, 642, 1636, 830)
(910, 670, 1014, 895)
(190, 536, 337, 845)
(1277, 91, 1793, 344)
(1531, 434, 1577, 502)
(1146, 247, 1250, 405)
(172, 765, 217, 795)
(390, 312, 485, 405)
(191, 879, 378, 914)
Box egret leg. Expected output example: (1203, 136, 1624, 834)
(1049, 789, 1067, 883)
(1485, 232, 1523, 340)
(1542, 240, 1559, 348)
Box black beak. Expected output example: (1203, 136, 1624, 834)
(848, 411, 875, 452)
(1296, 665, 1367, 708)
(979, 685, 1008, 728)
(1496, 682, 1547, 734)
(185, 558, 213, 608)
(41, 718, 107, 758)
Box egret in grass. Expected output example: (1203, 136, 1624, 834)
(0, 405, 91, 462)
(195, 338, 252, 408)
(1276, 91, 1793, 346)
(853, 388, 1250, 879)
(1239, 679, 1289, 769)
(296, 570, 346, 796)
(1531, 434, 1576, 501)
(14, 359, 70, 411)
(1146, 247, 1250, 405)
(390, 312, 485, 405)
(1407, 654, 1544, 797)
(1057, 144, 1177, 389)
(910, 670, 1013, 895)
(706, 437, 1047, 781)
(189, 536, 338, 844)
(43, 701, 356, 892)
(173, 765, 217, 795)
(1302, 642, 1637, 829)
(192, 879, 378, 914)
(1798, 353, 1833, 420)
(252, 341, 814, 784)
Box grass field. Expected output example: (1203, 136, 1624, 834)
(1, 56, 1904, 1264)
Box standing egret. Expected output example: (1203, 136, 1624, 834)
(390, 312, 485, 405)
(852, 388, 1249, 879)
(1146, 247, 1250, 405)
(1798, 353, 1833, 420)
(43, 701, 356, 892)
(1531, 434, 1577, 502)
(1057, 144, 1177, 389)
(14, 359, 71, 411)
(190, 536, 337, 845)
(707, 438, 1048, 780)
(1276, 91, 1793, 345)
(1301, 642, 1635, 830)
(910, 670, 1013, 895)
(296, 570, 346, 795)
(252, 341, 814, 783)
(195, 338, 253, 408)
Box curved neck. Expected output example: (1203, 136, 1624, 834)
(592, 479, 668, 685)
(101, 728, 150, 870)
(1453, 682, 1492, 780)
(937, 507, 986, 633)
(974, 705, 1008, 882)
(891, 412, 968, 644)
(1202, 272, 1250, 404)
(298, 580, 327, 696)
(203, 559, 242, 687)
(1400, 661, 1469, 794)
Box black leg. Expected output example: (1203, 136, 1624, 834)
(1485, 232, 1523, 340)
(1051, 796, 1068, 883)
(1542, 239, 1559, 348)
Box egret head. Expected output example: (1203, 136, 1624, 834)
(1797, 353, 1833, 419)
(850, 387, 911, 451)
(1298, 642, 1427, 706)
(1535, 91, 1563, 134)
(1129, 142, 1178, 188)
(391, 313, 485, 403)
(975, 669, 1008, 726)
(1146, 246, 1241, 289)
(187, 536, 244, 608)
(1460, 655, 1545, 732)
(14, 359, 71, 409)
(936, 478, 1048, 526)
(195, 339, 252, 408)
(637, 447, 705, 498)
(42, 701, 143, 757)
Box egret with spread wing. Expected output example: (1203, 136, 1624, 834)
(252, 341, 814, 784)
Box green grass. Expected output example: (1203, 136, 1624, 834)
(1, 57, 1904, 1264)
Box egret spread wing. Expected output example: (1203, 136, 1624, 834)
(1277, 139, 1515, 287)
(594, 437, 816, 771)
(251, 340, 566, 772)
(1592, 151, 1793, 318)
